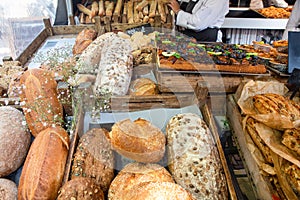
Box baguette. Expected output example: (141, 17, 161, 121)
(143, 5, 149, 15)
(136, 0, 149, 11)
(127, 1, 134, 24)
(91, 1, 99, 18)
(79, 12, 85, 24)
(158, 1, 166, 22)
(149, 0, 157, 17)
(106, 1, 115, 17)
(114, 0, 123, 16)
(18, 126, 70, 200)
(77, 4, 92, 18)
(133, 2, 140, 23)
(98, 0, 105, 16)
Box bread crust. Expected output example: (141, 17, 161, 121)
(129, 78, 158, 96)
(71, 128, 114, 192)
(19, 68, 63, 137)
(72, 29, 97, 55)
(0, 178, 17, 200)
(18, 126, 69, 200)
(109, 118, 166, 163)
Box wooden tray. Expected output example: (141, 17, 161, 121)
(226, 94, 283, 200)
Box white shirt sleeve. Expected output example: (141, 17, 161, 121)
(283, 0, 300, 40)
(176, 0, 229, 31)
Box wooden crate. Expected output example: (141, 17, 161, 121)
(62, 100, 238, 199)
(226, 94, 282, 200)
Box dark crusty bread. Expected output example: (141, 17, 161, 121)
(0, 178, 17, 200)
(57, 177, 104, 200)
(167, 113, 228, 200)
(108, 162, 174, 200)
(123, 181, 194, 200)
(71, 128, 114, 192)
(282, 129, 300, 156)
(109, 118, 166, 163)
(19, 68, 63, 137)
(18, 126, 70, 200)
(0, 106, 31, 177)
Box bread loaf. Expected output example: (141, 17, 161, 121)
(57, 177, 104, 200)
(109, 118, 166, 163)
(166, 113, 228, 200)
(72, 28, 97, 55)
(19, 68, 63, 137)
(108, 162, 174, 199)
(71, 128, 114, 192)
(18, 126, 69, 200)
(123, 181, 194, 200)
(0, 106, 31, 177)
(0, 178, 18, 200)
(129, 78, 158, 96)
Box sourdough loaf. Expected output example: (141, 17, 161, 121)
(18, 126, 69, 200)
(19, 68, 63, 137)
(72, 28, 97, 55)
(129, 78, 158, 96)
(123, 181, 194, 200)
(166, 113, 228, 200)
(71, 128, 114, 192)
(108, 162, 174, 200)
(0, 106, 31, 177)
(57, 177, 104, 200)
(109, 118, 166, 163)
(0, 178, 18, 200)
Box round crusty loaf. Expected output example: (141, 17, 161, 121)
(108, 162, 174, 200)
(129, 78, 158, 96)
(0, 178, 17, 200)
(123, 181, 194, 200)
(109, 118, 166, 163)
(57, 177, 104, 200)
(0, 106, 31, 177)
(71, 128, 114, 192)
(166, 113, 228, 200)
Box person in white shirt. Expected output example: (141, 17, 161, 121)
(168, 0, 229, 42)
(282, 0, 300, 40)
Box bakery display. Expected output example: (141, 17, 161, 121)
(108, 162, 174, 200)
(18, 126, 69, 200)
(0, 106, 31, 177)
(166, 113, 228, 200)
(71, 128, 114, 192)
(0, 178, 18, 200)
(109, 118, 166, 163)
(19, 68, 63, 137)
(57, 177, 104, 200)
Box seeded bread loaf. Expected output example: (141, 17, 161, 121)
(0, 106, 31, 177)
(108, 162, 174, 200)
(57, 177, 104, 200)
(19, 68, 63, 137)
(0, 178, 17, 200)
(71, 128, 114, 192)
(109, 118, 166, 163)
(166, 113, 228, 200)
(18, 126, 69, 200)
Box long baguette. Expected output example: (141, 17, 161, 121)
(134, 2, 140, 23)
(149, 0, 157, 18)
(136, 0, 149, 11)
(98, 0, 105, 16)
(143, 5, 149, 15)
(106, 1, 115, 17)
(158, 1, 166, 22)
(114, 0, 123, 16)
(77, 4, 92, 18)
(127, 1, 134, 24)
(91, 1, 99, 17)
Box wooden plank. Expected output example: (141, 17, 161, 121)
(226, 94, 279, 200)
(200, 103, 238, 200)
(52, 24, 96, 35)
(16, 28, 49, 65)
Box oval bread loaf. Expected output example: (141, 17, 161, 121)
(108, 162, 174, 200)
(18, 126, 70, 200)
(0, 178, 18, 200)
(19, 68, 63, 137)
(166, 113, 228, 200)
(109, 118, 166, 163)
(71, 128, 114, 192)
(57, 177, 104, 200)
(0, 106, 31, 177)
(129, 78, 158, 96)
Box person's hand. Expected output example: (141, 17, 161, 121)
(168, 0, 181, 14)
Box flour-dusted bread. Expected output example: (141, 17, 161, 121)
(19, 68, 63, 137)
(109, 118, 166, 163)
(166, 113, 228, 200)
(71, 128, 114, 192)
(0, 178, 18, 200)
(108, 162, 174, 200)
(76, 32, 115, 74)
(57, 177, 104, 200)
(0, 106, 31, 177)
(94, 34, 133, 96)
(123, 181, 194, 200)
(18, 126, 70, 200)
